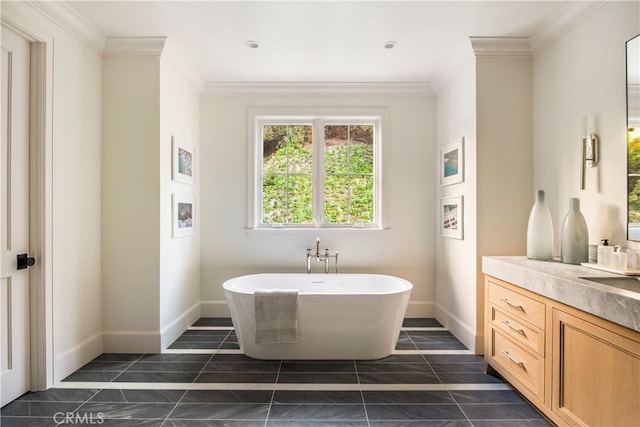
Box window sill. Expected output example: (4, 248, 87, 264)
(246, 225, 388, 233)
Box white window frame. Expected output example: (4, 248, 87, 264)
(247, 108, 389, 229)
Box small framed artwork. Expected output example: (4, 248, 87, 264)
(172, 194, 196, 238)
(440, 196, 463, 239)
(172, 136, 195, 184)
(440, 137, 464, 186)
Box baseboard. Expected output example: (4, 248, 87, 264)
(405, 301, 436, 318)
(200, 300, 230, 317)
(435, 304, 478, 353)
(103, 330, 161, 353)
(160, 302, 201, 350)
(54, 332, 103, 383)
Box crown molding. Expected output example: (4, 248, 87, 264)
(104, 37, 167, 57)
(201, 82, 435, 95)
(469, 37, 532, 58)
(161, 40, 205, 92)
(27, 1, 106, 53)
(530, 1, 607, 52)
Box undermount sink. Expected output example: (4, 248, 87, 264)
(579, 276, 640, 293)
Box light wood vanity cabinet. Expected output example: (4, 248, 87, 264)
(485, 275, 640, 427)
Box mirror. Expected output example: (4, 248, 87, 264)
(627, 35, 640, 240)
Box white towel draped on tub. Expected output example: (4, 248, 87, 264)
(254, 289, 299, 344)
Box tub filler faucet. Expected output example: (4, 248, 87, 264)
(306, 238, 339, 273)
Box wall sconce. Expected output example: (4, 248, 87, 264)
(581, 116, 599, 190)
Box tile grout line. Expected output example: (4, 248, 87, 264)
(68, 388, 103, 419)
(446, 388, 474, 427)
(51, 381, 514, 391)
(263, 359, 283, 426)
(159, 389, 189, 427)
(103, 353, 145, 384)
(354, 359, 372, 427)
(420, 351, 446, 386)
(191, 339, 222, 383)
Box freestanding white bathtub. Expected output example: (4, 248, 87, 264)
(223, 273, 412, 360)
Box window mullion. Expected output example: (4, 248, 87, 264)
(313, 119, 324, 227)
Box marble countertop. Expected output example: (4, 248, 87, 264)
(482, 256, 640, 333)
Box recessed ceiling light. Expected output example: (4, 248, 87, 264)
(384, 41, 397, 49)
(246, 40, 260, 49)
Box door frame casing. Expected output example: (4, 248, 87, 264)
(1, 11, 54, 390)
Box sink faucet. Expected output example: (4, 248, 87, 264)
(306, 238, 339, 273)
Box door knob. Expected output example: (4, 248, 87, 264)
(17, 254, 35, 270)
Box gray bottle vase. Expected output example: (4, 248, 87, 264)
(560, 198, 589, 264)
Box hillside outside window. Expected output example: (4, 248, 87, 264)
(249, 115, 384, 229)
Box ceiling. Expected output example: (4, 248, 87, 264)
(66, 1, 579, 84)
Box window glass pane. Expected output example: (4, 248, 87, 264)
(324, 125, 349, 174)
(349, 175, 374, 223)
(323, 124, 375, 224)
(263, 125, 288, 174)
(287, 175, 313, 223)
(348, 125, 374, 174)
(262, 124, 313, 225)
(629, 128, 640, 223)
(287, 125, 313, 173)
(262, 174, 313, 224)
(258, 117, 379, 227)
(263, 125, 312, 174)
(323, 175, 350, 223)
(262, 175, 287, 223)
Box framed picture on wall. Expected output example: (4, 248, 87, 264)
(440, 196, 463, 239)
(440, 137, 464, 186)
(172, 136, 195, 184)
(172, 194, 196, 238)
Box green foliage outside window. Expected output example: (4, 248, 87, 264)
(628, 129, 640, 223)
(261, 124, 375, 225)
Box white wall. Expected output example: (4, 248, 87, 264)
(52, 29, 103, 382)
(476, 54, 533, 350)
(159, 51, 201, 349)
(102, 41, 202, 352)
(102, 54, 161, 351)
(434, 46, 533, 353)
(435, 52, 478, 350)
(533, 1, 639, 249)
(200, 93, 436, 316)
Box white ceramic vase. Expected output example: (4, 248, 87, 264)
(526, 190, 554, 261)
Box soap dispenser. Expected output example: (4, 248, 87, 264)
(612, 245, 628, 271)
(597, 239, 614, 266)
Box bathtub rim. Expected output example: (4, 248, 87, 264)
(222, 273, 413, 296)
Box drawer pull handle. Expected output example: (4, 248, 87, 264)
(501, 320, 526, 336)
(501, 350, 526, 370)
(500, 297, 524, 311)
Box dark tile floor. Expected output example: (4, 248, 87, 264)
(0, 388, 550, 426)
(61, 353, 502, 385)
(1, 318, 552, 426)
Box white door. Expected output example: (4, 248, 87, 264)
(1, 26, 32, 407)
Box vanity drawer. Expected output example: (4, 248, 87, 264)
(489, 305, 545, 356)
(488, 280, 545, 329)
(489, 328, 545, 401)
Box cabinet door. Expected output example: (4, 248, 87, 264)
(552, 309, 640, 427)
